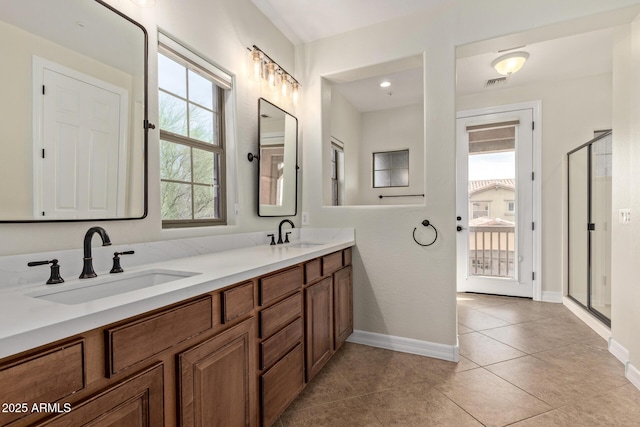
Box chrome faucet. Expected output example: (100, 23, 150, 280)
(79, 226, 112, 279)
(277, 219, 295, 244)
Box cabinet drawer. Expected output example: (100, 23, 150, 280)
(343, 247, 352, 266)
(0, 340, 85, 426)
(36, 363, 164, 427)
(259, 266, 302, 306)
(322, 251, 343, 275)
(260, 292, 302, 338)
(261, 344, 304, 427)
(304, 259, 321, 284)
(222, 281, 254, 323)
(106, 296, 212, 376)
(260, 318, 303, 370)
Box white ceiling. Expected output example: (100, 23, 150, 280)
(251, 1, 639, 111)
(250, 0, 446, 45)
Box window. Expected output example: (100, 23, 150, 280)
(373, 150, 409, 188)
(471, 201, 490, 219)
(158, 37, 231, 227)
(506, 200, 515, 215)
(331, 142, 344, 205)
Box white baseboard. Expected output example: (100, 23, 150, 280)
(541, 291, 563, 303)
(563, 297, 611, 340)
(609, 338, 630, 365)
(626, 362, 640, 390)
(607, 338, 640, 392)
(347, 330, 459, 362)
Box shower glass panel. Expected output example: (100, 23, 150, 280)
(590, 136, 612, 320)
(568, 148, 589, 307)
(567, 131, 612, 326)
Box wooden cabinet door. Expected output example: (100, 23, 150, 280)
(304, 277, 333, 382)
(178, 318, 256, 427)
(36, 363, 164, 427)
(333, 265, 353, 351)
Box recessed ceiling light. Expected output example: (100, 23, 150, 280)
(380, 81, 391, 88)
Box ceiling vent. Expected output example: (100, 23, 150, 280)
(485, 76, 508, 87)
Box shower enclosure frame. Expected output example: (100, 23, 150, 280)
(567, 130, 612, 327)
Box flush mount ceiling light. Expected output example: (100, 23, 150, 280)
(491, 51, 529, 75)
(380, 81, 391, 88)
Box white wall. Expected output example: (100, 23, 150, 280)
(457, 73, 613, 295)
(0, 0, 298, 256)
(299, 0, 640, 350)
(359, 104, 424, 205)
(612, 16, 640, 370)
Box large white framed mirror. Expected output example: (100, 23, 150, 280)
(0, 0, 148, 222)
(257, 98, 298, 217)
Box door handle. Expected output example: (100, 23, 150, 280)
(457, 226, 465, 232)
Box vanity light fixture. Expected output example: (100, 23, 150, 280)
(491, 51, 529, 75)
(247, 45, 301, 104)
(380, 81, 391, 88)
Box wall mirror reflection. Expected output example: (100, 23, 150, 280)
(258, 98, 298, 216)
(0, 0, 147, 222)
(322, 54, 424, 206)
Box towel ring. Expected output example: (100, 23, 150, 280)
(413, 219, 438, 247)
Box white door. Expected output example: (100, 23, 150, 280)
(34, 58, 128, 219)
(456, 108, 534, 297)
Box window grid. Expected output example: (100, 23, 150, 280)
(372, 149, 409, 188)
(159, 47, 226, 227)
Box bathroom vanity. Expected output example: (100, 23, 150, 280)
(0, 233, 353, 427)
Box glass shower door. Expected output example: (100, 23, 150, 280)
(567, 132, 612, 326)
(590, 136, 612, 320)
(568, 148, 589, 308)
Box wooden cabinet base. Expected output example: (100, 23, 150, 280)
(178, 318, 256, 427)
(36, 363, 164, 427)
(261, 344, 304, 427)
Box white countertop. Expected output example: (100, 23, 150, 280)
(0, 230, 354, 359)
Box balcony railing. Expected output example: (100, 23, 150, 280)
(469, 226, 515, 278)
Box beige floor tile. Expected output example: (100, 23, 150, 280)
(476, 303, 550, 324)
(533, 341, 628, 389)
(285, 359, 357, 412)
(281, 397, 383, 426)
(458, 324, 474, 334)
(336, 353, 429, 394)
(358, 382, 483, 426)
(435, 368, 552, 426)
(511, 384, 640, 427)
(459, 332, 526, 366)
(458, 306, 512, 331)
(486, 355, 621, 407)
(396, 353, 480, 385)
(480, 324, 574, 354)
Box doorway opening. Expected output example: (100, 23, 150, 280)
(456, 103, 541, 299)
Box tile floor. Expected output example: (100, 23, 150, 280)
(276, 293, 640, 426)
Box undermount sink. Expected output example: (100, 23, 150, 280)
(286, 242, 324, 249)
(27, 269, 200, 305)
